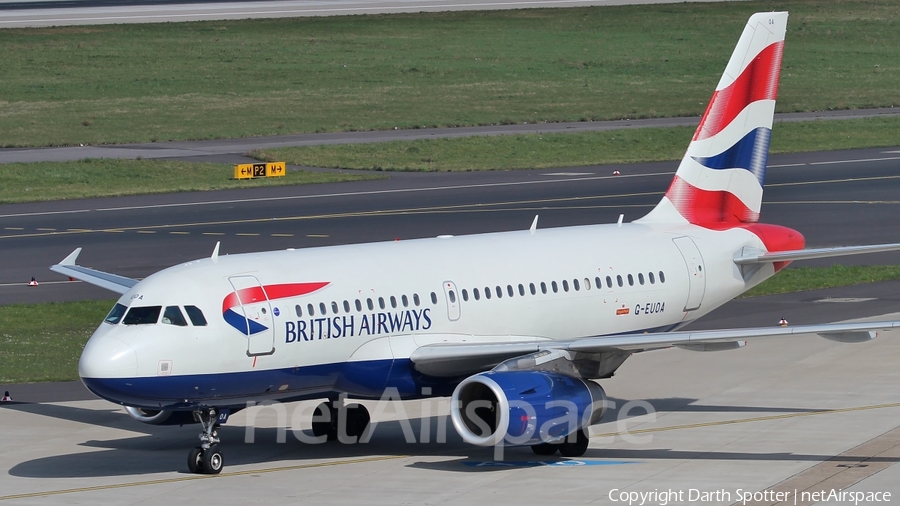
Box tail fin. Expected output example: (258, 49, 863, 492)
(640, 12, 788, 228)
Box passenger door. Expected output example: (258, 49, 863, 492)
(228, 275, 276, 356)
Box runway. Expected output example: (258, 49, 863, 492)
(0, 0, 736, 28)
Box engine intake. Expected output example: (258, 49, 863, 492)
(450, 371, 607, 447)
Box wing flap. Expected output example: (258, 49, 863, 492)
(50, 248, 138, 295)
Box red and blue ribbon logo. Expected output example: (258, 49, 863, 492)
(222, 282, 329, 335)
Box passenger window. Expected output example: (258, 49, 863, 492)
(496, 286, 502, 298)
(379, 297, 386, 310)
(308, 303, 315, 316)
(649, 272, 656, 284)
(606, 276, 613, 288)
(185, 305, 208, 326)
(390, 296, 397, 309)
(541, 282, 547, 294)
(574, 279, 580, 291)
(162, 306, 188, 326)
(431, 292, 438, 304)
(485, 287, 492, 300)
(343, 300, 351, 313)
(123, 306, 161, 325)
(616, 275, 623, 287)
(638, 273, 645, 285)
(552, 281, 558, 293)
(449, 290, 457, 303)
(659, 271, 666, 283)
(562, 280, 569, 292)
(595, 277, 601, 289)
(518, 284, 525, 296)
(529, 283, 536, 295)
(507, 285, 514, 297)
(355, 299, 362, 311)
(413, 294, 420, 306)
(367, 298, 374, 311)
(627, 274, 634, 286)
(402, 294, 409, 307)
(320, 302, 327, 315)
(474, 288, 480, 300)
(584, 278, 590, 290)
(461, 289, 469, 302)
(295, 304, 303, 318)
(104, 303, 127, 325)
(329, 301, 337, 314)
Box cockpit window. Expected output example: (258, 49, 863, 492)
(184, 305, 208, 326)
(123, 306, 162, 325)
(104, 303, 127, 325)
(162, 306, 188, 326)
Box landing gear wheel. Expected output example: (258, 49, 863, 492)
(312, 402, 338, 441)
(345, 403, 370, 440)
(531, 443, 559, 456)
(188, 447, 204, 474)
(202, 447, 224, 474)
(559, 428, 590, 457)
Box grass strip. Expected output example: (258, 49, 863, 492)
(0, 159, 382, 204)
(249, 116, 900, 171)
(1, 0, 898, 147)
(742, 265, 900, 298)
(0, 300, 112, 383)
(4, 266, 899, 383)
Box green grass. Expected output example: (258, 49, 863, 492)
(0, 159, 383, 204)
(0, 0, 898, 147)
(249, 116, 900, 171)
(0, 300, 112, 383)
(743, 265, 900, 297)
(3, 265, 899, 383)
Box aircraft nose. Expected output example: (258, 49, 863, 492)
(79, 336, 138, 379)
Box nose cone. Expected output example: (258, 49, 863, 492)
(79, 336, 138, 379)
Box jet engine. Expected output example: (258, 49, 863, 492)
(124, 406, 198, 426)
(450, 370, 607, 447)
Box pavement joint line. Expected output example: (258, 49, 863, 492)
(590, 401, 900, 439)
(271, 233, 294, 237)
(0, 454, 408, 502)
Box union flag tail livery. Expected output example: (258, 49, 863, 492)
(641, 12, 787, 228)
(50, 12, 900, 476)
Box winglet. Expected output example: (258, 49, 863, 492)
(59, 248, 83, 266)
(211, 241, 220, 263)
(529, 215, 539, 235)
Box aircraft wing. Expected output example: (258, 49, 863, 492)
(409, 320, 900, 377)
(50, 248, 138, 295)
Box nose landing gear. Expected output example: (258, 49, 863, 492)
(188, 408, 223, 474)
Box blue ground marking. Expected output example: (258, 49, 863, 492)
(463, 460, 638, 468)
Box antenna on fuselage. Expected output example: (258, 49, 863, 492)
(211, 241, 220, 263)
(529, 215, 539, 235)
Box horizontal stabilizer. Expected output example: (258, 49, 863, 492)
(734, 242, 900, 265)
(50, 248, 138, 294)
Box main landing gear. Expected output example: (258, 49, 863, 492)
(188, 408, 223, 474)
(311, 400, 370, 442)
(530, 428, 590, 457)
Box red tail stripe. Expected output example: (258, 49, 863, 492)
(222, 282, 329, 312)
(666, 176, 758, 228)
(693, 41, 784, 142)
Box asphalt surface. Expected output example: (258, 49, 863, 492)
(0, 0, 737, 27)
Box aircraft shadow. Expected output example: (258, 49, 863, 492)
(3, 398, 846, 479)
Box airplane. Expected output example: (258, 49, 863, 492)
(51, 11, 900, 475)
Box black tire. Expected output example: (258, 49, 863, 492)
(202, 447, 224, 475)
(558, 429, 590, 458)
(345, 403, 370, 440)
(188, 447, 204, 474)
(312, 402, 338, 441)
(531, 443, 559, 456)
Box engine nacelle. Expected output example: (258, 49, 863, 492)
(450, 371, 607, 447)
(124, 406, 198, 426)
